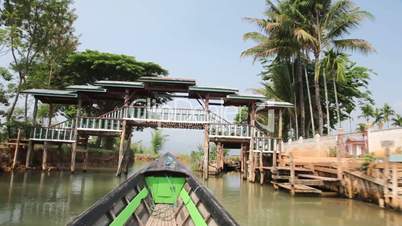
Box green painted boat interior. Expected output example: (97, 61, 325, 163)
(145, 176, 185, 204)
(108, 175, 210, 226)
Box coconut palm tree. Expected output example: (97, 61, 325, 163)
(284, 0, 375, 134)
(359, 103, 375, 124)
(241, 0, 314, 137)
(382, 104, 395, 128)
(322, 50, 348, 129)
(393, 114, 402, 127)
(373, 108, 384, 129)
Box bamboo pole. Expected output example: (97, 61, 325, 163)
(116, 120, 127, 176)
(11, 129, 21, 170)
(203, 96, 210, 180)
(26, 98, 38, 168)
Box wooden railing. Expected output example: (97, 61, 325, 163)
(77, 117, 122, 131)
(208, 123, 251, 138)
(30, 127, 74, 142)
(253, 137, 278, 153)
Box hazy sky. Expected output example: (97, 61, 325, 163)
(71, 0, 402, 153)
(73, 0, 402, 113)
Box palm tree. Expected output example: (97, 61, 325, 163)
(359, 103, 374, 124)
(284, 0, 375, 134)
(322, 50, 348, 129)
(382, 104, 395, 128)
(393, 114, 402, 127)
(241, 0, 313, 137)
(373, 108, 384, 129)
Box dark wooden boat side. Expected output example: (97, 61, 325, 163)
(68, 153, 239, 226)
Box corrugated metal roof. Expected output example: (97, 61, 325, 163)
(22, 89, 77, 98)
(189, 86, 238, 94)
(66, 84, 106, 93)
(94, 80, 144, 89)
(259, 100, 294, 108)
(226, 94, 266, 101)
(138, 76, 196, 85)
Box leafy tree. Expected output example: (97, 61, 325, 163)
(373, 108, 384, 129)
(150, 129, 167, 154)
(0, 0, 78, 121)
(54, 50, 168, 88)
(234, 106, 249, 124)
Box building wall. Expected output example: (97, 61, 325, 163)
(368, 128, 402, 157)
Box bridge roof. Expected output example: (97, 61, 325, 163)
(138, 76, 196, 93)
(66, 84, 107, 93)
(224, 94, 266, 106)
(188, 86, 238, 99)
(22, 89, 78, 104)
(94, 80, 145, 89)
(258, 100, 294, 109)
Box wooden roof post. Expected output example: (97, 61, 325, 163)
(71, 96, 82, 173)
(278, 109, 283, 139)
(26, 97, 38, 168)
(203, 95, 210, 180)
(42, 103, 53, 171)
(248, 101, 257, 182)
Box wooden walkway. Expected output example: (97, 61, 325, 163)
(145, 204, 177, 226)
(272, 182, 322, 195)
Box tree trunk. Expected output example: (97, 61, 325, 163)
(296, 58, 305, 138)
(333, 79, 341, 128)
(323, 71, 330, 134)
(304, 67, 315, 136)
(7, 77, 23, 122)
(314, 59, 324, 135)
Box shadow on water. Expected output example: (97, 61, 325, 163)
(1, 162, 402, 226)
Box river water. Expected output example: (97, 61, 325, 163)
(0, 162, 401, 226)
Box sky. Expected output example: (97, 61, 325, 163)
(2, 0, 402, 153)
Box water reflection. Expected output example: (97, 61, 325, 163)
(1, 164, 402, 226)
(204, 172, 402, 226)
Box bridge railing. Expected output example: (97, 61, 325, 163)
(30, 127, 74, 142)
(253, 137, 279, 153)
(121, 107, 209, 123)
(208, 123, 251, 138)
(77, 117, 122, 131)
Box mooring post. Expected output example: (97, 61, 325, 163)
(83, 136, 89, 172)
(26, 98, 38, 168)
(42, 104, 53, 171)
(382, 140, 393, 205)
(240, 143, 244, 174)
(203, 96, 210, 180)
(248, 102, 257, 182)
(290, 152, 295, 196)
(259, 150, 264, 185)
(123, 130, 132, 175)
(71, 96, 82, 173)
(11, 129, 21, 170)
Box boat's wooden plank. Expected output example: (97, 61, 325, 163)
(145, 204, 177, 226)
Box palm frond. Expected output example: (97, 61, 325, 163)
(333, 39, 375, 55)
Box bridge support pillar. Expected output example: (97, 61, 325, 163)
(42, 104, 53, 171)
(71, 97, 82, 173)
(217, 142, 224, 172)
(26, 98, 38, 169)
(242, 143, 248, 180)
(83, 136, 89, 172)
